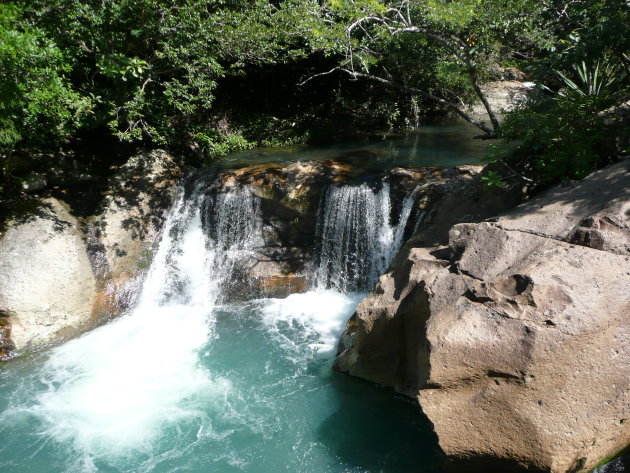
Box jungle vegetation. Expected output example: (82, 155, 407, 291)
(0, 0, 628, 200)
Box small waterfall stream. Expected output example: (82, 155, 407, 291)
(314, 183, 416, 292)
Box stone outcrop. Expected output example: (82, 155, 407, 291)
(470, 80, 536, 125)
(0, 150, 181, 359)
(0, 199, 97, 358)
(335, 159, 630, 472)
(89, 150, 181, 280)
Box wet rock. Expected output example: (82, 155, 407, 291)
(335, 159, 630, 472)
(212, 161, 483, 298)
(22, 172, 47, 192)
(0, 198, 97, 356)
(258, 275, 307, 298)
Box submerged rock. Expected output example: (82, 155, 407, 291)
(335, 159, 630, 472)
(0, 198, 97, 357)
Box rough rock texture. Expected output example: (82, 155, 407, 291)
(88, 150, 181, 316)
(90, 150, 181, 279)
(0, 199, 97, 357)
(0, 150, 182, 359)
(336, 159, 630, 472)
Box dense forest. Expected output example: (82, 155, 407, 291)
(1, 0, 628, 203)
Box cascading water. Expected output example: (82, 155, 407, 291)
(201, 188, 264, 300)
(0, 177, 440, 473)
(314, 182, 417, 292)
(0, 186, 267, 470)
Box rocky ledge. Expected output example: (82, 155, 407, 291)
(202, 160, 482, 297)
(335, 159, 630, 472)
(0, 152, 482, 357)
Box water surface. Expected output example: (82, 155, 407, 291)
(222, 123, 490, 170)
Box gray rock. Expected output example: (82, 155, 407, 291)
(22, 172, 47, 192)
(90, 150, 181, 279)
(0, 199, 97, 356)
(469, 80, 536, 124)
(88, 150, 181, 317)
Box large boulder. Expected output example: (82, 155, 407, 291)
(0, 150, 182, 360)
(469, 80, 536, 125)
(335, 159, 630, 472)
(89, 150, 181, 279)
(0, 199, 97, 358)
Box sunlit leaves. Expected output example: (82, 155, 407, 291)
(0, 3, 92, 153)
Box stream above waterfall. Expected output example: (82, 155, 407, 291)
(218, 123, 491, 171)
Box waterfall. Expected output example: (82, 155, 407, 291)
(0, 177, 426, 472)
(201, 187, 264, 301)
(314, 182, 416, 292)
(138, 185, 263, 308)
(22, 185, 265, 466)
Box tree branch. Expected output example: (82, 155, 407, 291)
(298, 67, 339, 87)
(344, 11, 501, 133)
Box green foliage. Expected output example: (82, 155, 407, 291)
(555, 60, 622, 98)
(194, 131, 255, 160)
(289, 0, 563, 133)
(0, 4, 91, 154)
(9, 0, 295, 156)
(500, 0, 629, 185)
(502, 58, 627, 183)
(480, 170, 505, 188)
(1, 0, 628, 200)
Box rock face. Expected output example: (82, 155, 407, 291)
(216, 161, 332, 292)
(335, 159, 630, 472)
(0, 150, 181, 359)
(0, 199, 97, 357)
(470, 80, 535, 125)
(89, 150, 181, 280)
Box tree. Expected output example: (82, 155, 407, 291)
(499, 0, 630, 183)
(294, 0, 556, 137)
(0, 3, 92, 192)
(16, 0, 297, 158)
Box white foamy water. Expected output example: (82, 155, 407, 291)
(315, 183, 416, 292)
(260, 290, 364, 356)
(26, 186, 265, 464)
(30, 191, 220, 460)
